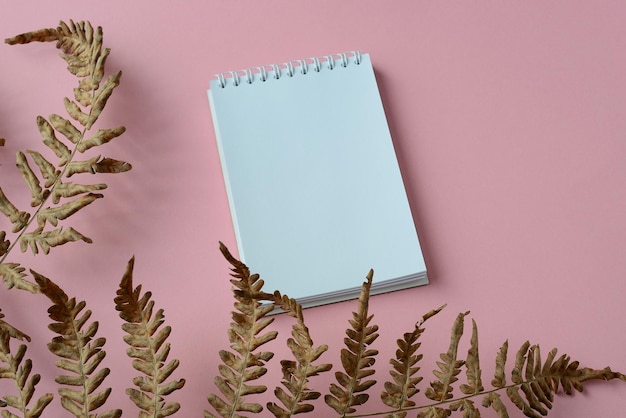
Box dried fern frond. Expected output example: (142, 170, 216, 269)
(0, 310, 54, 418)
(0, 263, 37, 294)
(33, 271, 121, 418)
(325, 270, 379, 417)
(115, 257, 186, 418)
(205, 243, 279, 418)
(381, 305, 446, 417)
(424, 310, 469, 411)
(0, 20, 130, 293)
(493, 341, 626, 418)
(267, 292, 332, 417)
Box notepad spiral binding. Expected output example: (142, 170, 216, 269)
(214, 51, 363, 88)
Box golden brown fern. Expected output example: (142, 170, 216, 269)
(380, 305, 446, 418)
(33, 271, 121, 418)
(325, 271, 380, 417)
(376, 311, 625, 418)
(114, 257, 186, 418)
(0, 310, 53, 418)
(205, 243, 279, 418)
(266, 292, 332, 417)
(0, 20, 130, 293)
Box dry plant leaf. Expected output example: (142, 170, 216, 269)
(325, 270, 379, 417)
(267, 293, 332, 417)
(205, 243, 279, 418)
(380, 304, 446, 416)
(1, 19, 131, 295)
(0, 188, 30, 233)
(0, 310, 54, 418)
(460, 319, 483, 396)
(0, 263, 37, 293)
(115, 257, 186, 418)
(19, 227, 92, 255)
(33, 271, 122, 418)
(424, 311, 469, 405)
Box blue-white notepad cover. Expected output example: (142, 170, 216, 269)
(208, 52, 427, 308)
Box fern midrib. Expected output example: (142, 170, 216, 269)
(0, 50, 97, 269)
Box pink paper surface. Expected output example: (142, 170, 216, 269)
(1, 1, 625, 416)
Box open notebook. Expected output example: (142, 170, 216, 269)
(208, 51, 427, 309)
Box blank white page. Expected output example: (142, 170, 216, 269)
(208, 52, 427, 308)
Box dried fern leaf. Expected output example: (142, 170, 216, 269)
(1, 20, 130, 265)
(491, 341, 508, 389)
(450, 399, 480, 418)
(65, 156, 131, 177)
(0, 232, 9, 256)
(36, 116, 71, 166)
(86, 72, 122, 129)
(205, 243, 279, 418)
(19, 227, 92, 255)
(36, 192, 102, 228)
(425, 311, 469, 403)
(460, 319, 483, 395)
(0, 232, 8, 256)
(0, 348, 54, 418)
(78, 126, 126, 153)
(4, 28, 59, 45)
(0, 310, 54, 418)
(16, 152, 48, 207)
(381, 305, 445, 414)
(416, 405, 451, 418)
(502, 341, 626, 418)
(481, 393, 509, 418)
(115, 257, 186, 417)
(33, 271, 121, 418)
(26, 151, 60, 188)
(50, 182, 107, 204)
(48, 114, 82, 145)
(267, 293, 332, 417)
(0, 263, 38, 293)
(0, 310, 30, 344)
(0, 188, 30, 233)
(324, 270, 379, 417)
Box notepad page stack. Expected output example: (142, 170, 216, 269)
(208, 51, 427, 309)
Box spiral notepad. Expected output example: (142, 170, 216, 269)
(208, 51, 427, 309)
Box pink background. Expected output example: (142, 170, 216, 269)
(1, 1, 625, 417)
